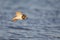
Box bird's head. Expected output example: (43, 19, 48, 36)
(22, 14, 27, 20)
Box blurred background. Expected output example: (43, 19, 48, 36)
(0, 0, 60, 40)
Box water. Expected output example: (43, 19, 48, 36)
(0, 0, 60, 40)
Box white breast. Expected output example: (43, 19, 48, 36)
(16, 15, 22, 20)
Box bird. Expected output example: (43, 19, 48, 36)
(12, 11, 27, 22)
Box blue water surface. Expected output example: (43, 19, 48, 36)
(0, 0, 60, 40)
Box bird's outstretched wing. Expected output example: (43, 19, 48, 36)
(12, 11, 23, 22)
(16, 11, 22, 16)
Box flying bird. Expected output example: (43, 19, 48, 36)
(12, 11, 27, 22)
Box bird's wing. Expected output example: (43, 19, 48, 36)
(16, 11, 22, 16)
(12, 16, 19, 22)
